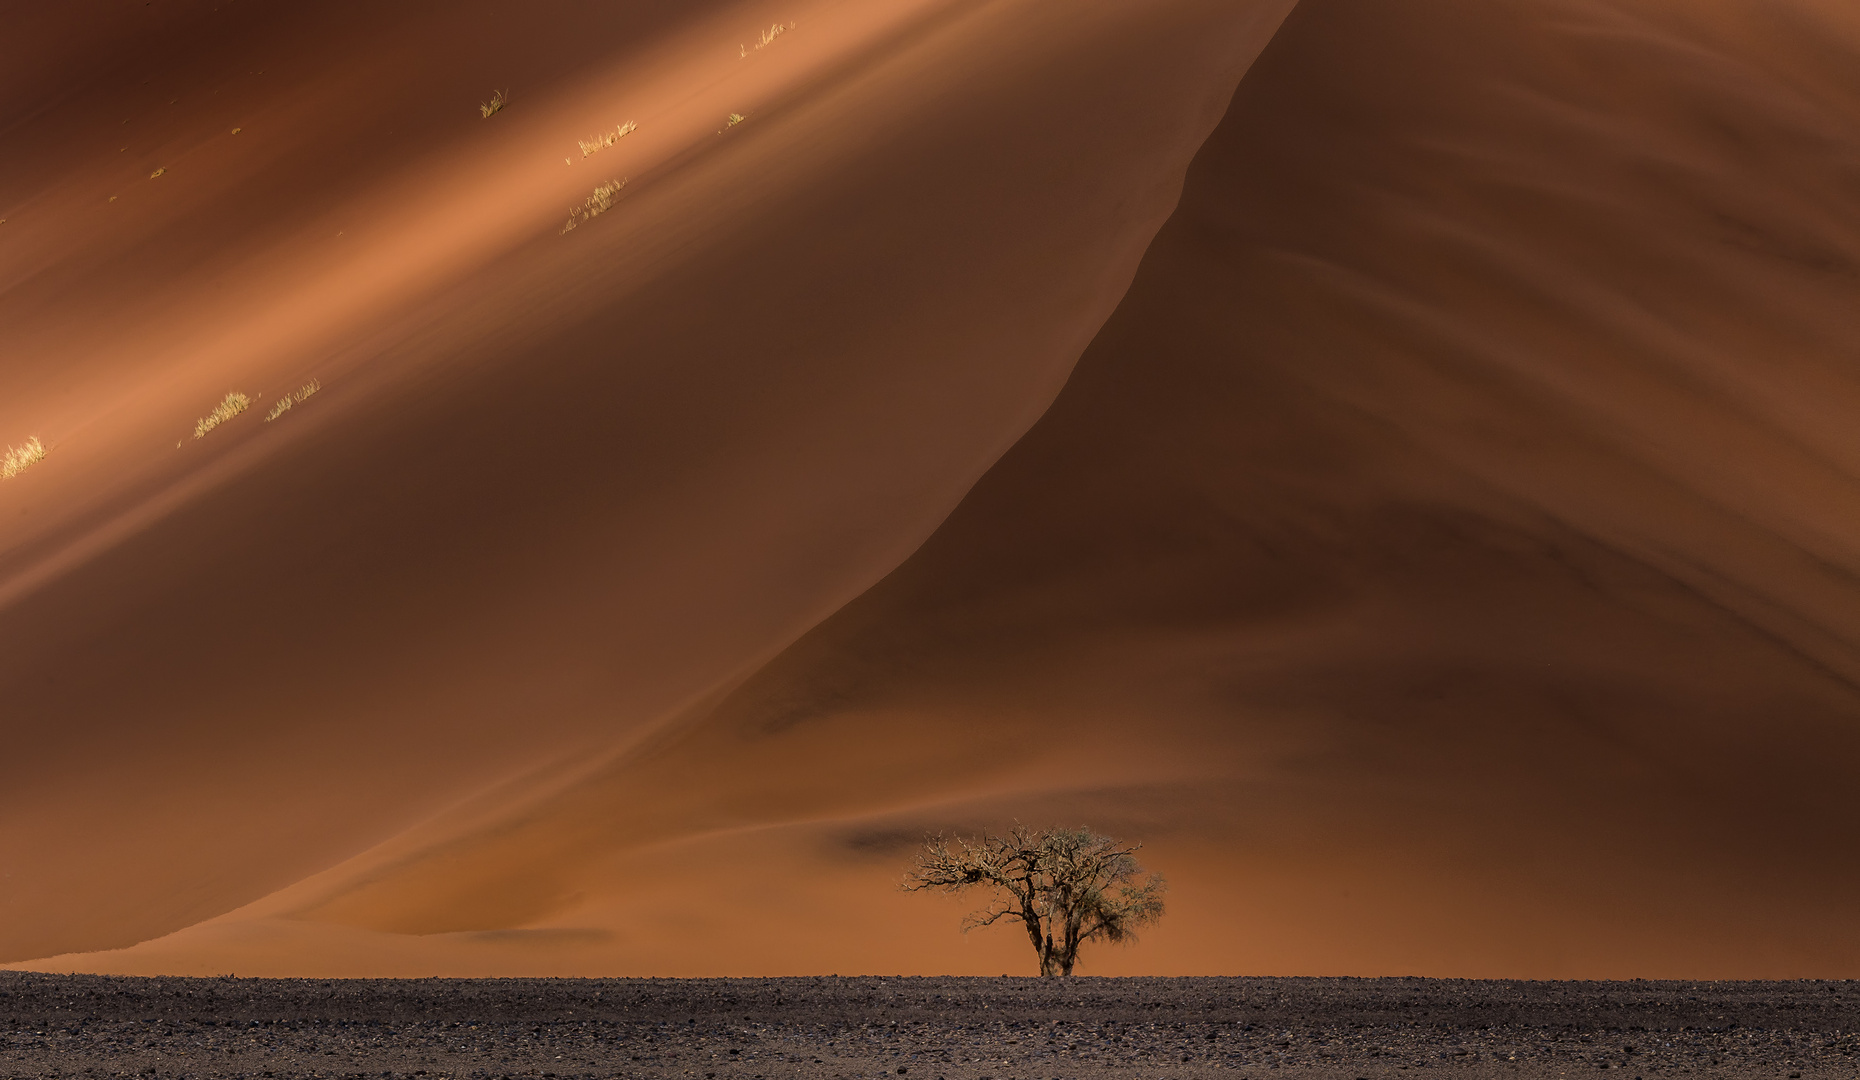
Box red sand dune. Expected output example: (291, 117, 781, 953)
(6, 0, 1860, 978)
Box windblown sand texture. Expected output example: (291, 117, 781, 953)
(3, 0, 1859, 979)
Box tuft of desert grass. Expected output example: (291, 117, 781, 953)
(561, 179, 627, 233)
(1, 436, 46, 480)
(149, 167, 166, 178)
(578, 120, 638, 159)
(193, 391, 251, 439)
(480, 89, 509, 119)
(265, 378, 322, 422)
(741, 21, 795, 57)
(726, 112, 746, 128)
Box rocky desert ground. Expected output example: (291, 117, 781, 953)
(2, 974, 1855, 1079)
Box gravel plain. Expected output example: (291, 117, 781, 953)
(1, 973, 1855, 1080)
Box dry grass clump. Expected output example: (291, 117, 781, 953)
(1, 437, 46, 480)
(741, 21, 795, 57)
(578, 121, 637, 158)
(149, 167, 167, 178)
(480, 89, 509, 119)
(725, 112, 746, 129)
(561, 179, 626, 233)
(265, 378, 322, 422)
(193, 391, 251, 439)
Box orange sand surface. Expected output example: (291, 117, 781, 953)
(6, 0, 1860, 978)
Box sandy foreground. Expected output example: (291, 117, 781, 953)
(2, 974, 1856, 1080)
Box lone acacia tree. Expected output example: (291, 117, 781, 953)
(903, 825, 1167, 976)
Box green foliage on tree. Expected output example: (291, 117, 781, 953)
(904, 825, 1167, 977)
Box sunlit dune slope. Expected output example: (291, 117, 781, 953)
(0, 0, 1295, 963)
(37, 0, 1860, 980)
(17, 0, 1860, 979)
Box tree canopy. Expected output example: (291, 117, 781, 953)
(903, 825, 1166, 976)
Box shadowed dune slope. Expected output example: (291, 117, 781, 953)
(0, 0, 1295, 963)
(16, 0, 1860, 978)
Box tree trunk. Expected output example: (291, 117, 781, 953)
(1020, 889, 1052, 976)
(1056, 913, 1082, 976)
